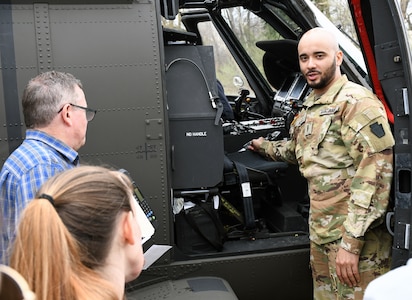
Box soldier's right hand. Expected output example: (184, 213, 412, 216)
(249, 137, 266, 151)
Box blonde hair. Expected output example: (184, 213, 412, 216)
(10, 165, 134, 300)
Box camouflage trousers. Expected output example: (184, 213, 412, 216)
(310, 226, 392, 300)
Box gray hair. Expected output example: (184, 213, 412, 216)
(22, 71, 83, 128)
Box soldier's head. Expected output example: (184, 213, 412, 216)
(298, 27, 343, 95)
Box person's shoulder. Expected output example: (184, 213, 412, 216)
(18, 136, 52, 157)
(364, 259, 412, 300)
(3, 135, 58, 170)
(341, 80, 386, 113)
(342, 80, 373, 96)
(24, 130, 73, 155)
(1, 143, 47, 176)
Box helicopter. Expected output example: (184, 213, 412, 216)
(1, 0, 411, 299)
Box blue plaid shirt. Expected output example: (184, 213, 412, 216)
(0, 129, 79, 264)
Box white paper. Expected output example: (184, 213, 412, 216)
(183, 200, 196, 210)
(132, 199, 155, 244)
(143, 244, 172, 270)
(250, 124, 275, 130)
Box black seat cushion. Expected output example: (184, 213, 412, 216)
(225, 150, 288, 174)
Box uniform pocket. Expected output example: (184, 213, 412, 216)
(352, 189, 373, 209)
(309, 116, 332, 156)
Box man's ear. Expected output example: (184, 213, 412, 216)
(60, 104, 73, 126)
(123, 211, 136, 246)
(336, 50, 343, 66)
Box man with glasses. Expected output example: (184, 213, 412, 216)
(0, 71, 97, 264)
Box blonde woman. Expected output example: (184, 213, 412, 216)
(10, 165, 144, 300)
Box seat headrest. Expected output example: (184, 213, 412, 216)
(256, 39, 299, 89)
(163, 28, 198, 45)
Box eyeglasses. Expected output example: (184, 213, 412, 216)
(57, 103, 97, 122)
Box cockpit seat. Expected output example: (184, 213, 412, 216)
(223, 150, 288, 230)
(221, 39, 299, 231)
(256, 39, 299, 89)
(225, 150, 288, 181)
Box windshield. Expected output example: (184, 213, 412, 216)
(163, 0, 384, 107)
(200, 6, 303, 96)
(198, 18, 256, 96)
(305, 0, 367, 73)
(397, 0, 412, 50)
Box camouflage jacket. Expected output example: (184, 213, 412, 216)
(258, 75, 394, 254)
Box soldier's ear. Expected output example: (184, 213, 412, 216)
(336, 50, 343, 66)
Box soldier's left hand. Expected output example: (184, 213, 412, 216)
(336, 247, 361, 287)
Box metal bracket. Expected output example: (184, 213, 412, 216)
(145, 118, 163, 140)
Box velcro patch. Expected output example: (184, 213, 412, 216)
(319, 106, 339, 116)
(369, 122, 385, 138)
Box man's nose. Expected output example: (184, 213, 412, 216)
(306, 56, 316, 68)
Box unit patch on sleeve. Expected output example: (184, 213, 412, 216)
(370, 122, 385, 138)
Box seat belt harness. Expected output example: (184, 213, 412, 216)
(233, 161, 256, 229)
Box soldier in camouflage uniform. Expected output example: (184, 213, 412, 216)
(249, 28, 394, 300)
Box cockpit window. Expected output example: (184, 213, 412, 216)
(312, 0, 358, 42)
(397, 0, 412, 49)
(265, 3, 301, 34)
(198, 20, 255, 96)
(164, 6, 304, 97)
(220, 7, 282, 88)
(304, 0, 367, 74)
(215, 7, 288, 93)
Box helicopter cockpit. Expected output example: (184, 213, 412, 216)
(162, 20, 311, 258)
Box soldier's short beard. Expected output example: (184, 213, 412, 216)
(307, 57, 336, 90)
